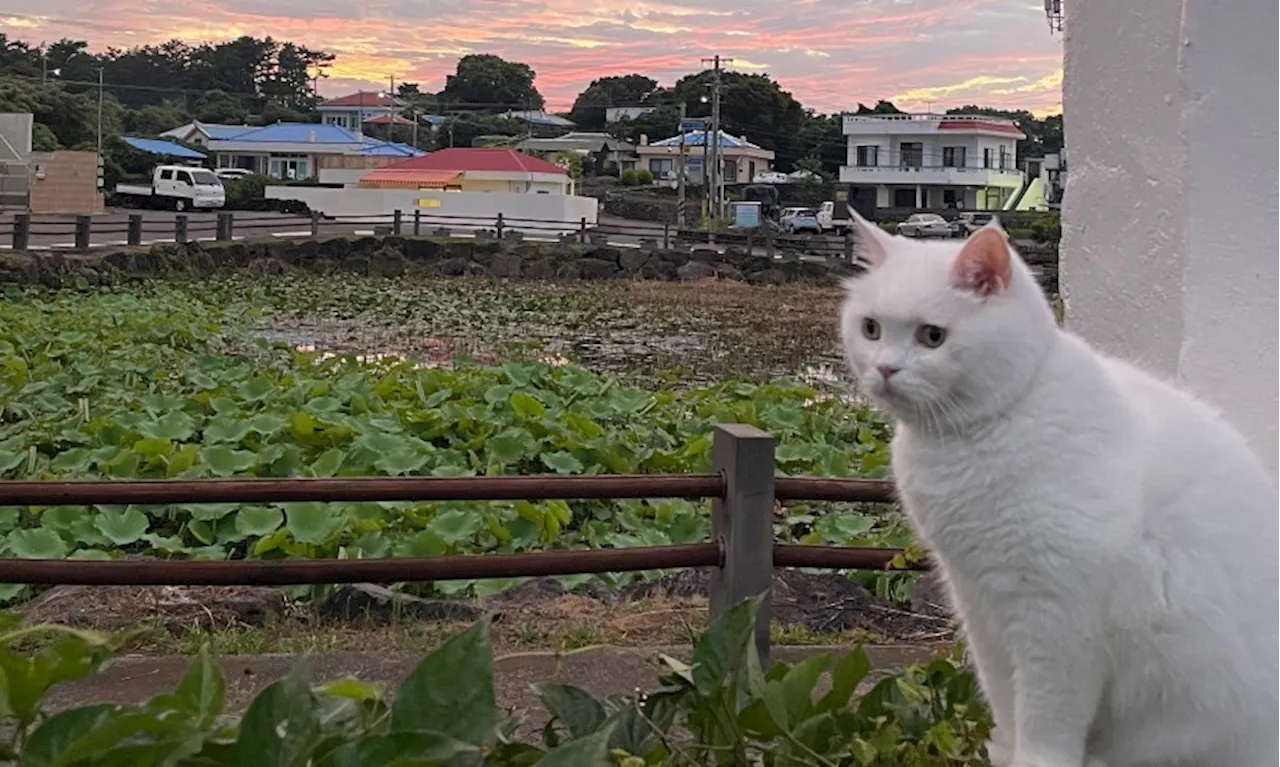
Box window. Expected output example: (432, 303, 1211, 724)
(899, 142, 923, 168)
(982, 148, 993, 169)
(159, 169, 174, 180)
(268, 153, 310, 180)
(855, 145, 878, 167)
(723, 158, 737, 182)
(648, 158, 674, 177)
(998, 145, 1009, 170)
(943, 189, 959, 208)
(175, 170, 193, 185)
(893, 188, 917, 207)
(748, 160, 756, 180)
(942, 147, 967, 168)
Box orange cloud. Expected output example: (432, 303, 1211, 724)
(5, 0, 1062, 114)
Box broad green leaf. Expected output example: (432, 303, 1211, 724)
(234, 665, 322, 765)
(373, 449, 429, 476)
(509, 392, 546, 419)
(235, 506, 284, 538)
(200, 445, 259, 477)
(284, 502, 344, 545)
(204, 417, 252, 444)
(535, 683, 606, 740)
(160, 645, 225, 728)
(137, 411, 196, 441)
(309, 448, 345, 477)
(541, 451, 584, 474)
(6, 528, 69, 559)
(313, 732, 479, 767)
(391, 618, 496, 746)
(93, 507, 151, 546)
(183, 503, 237, 522)
(531, 726, 614, 766)
(426, 509, 484, 546)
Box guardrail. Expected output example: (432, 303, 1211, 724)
(0, 425, 917, 662)
(1, 210, 861, 263)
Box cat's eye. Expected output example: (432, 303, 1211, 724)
(861, 317, 881, 340)
(915, 324, 947, 348)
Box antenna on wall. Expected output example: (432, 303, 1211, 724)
(1044, 0, 1065, 34)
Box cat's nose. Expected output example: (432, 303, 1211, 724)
(875, 364, 901, 380)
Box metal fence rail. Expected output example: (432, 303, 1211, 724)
(5, 209, 865, 264)
(0, 425, 914, 662)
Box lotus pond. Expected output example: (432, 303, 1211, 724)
(0, 277, 913, 603)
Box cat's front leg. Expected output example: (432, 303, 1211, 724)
(1003, 609, 1105, 767)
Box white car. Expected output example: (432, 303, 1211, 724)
(896, 213, 952, 238)
(752, 171, 790, 184)
(214, 168, 255, 181)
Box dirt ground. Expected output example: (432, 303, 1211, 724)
(19, 568, 953, 657)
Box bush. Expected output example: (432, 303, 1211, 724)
(0, 600, 993, 764)
(1031, 212, 1062, 244)
(618, 169, 640, 186)
(635, 168, 654, 185)
(221, 174, 268, 208)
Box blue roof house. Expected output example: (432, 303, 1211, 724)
(203, 123, 423, 180)
(635, 129, 775, 185)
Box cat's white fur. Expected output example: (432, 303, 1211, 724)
(838, 214, 1278, 767)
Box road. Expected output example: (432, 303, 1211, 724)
(0, 209, 849, 266)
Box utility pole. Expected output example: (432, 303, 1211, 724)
(389, 75, 397, 144)
(676, 102, 687, 229)
(95, 67, 104, 158)
(701, 55, 732, 222)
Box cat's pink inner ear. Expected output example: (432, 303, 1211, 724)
(852, 217, 887, 267)
(950, 228, 1012, 296)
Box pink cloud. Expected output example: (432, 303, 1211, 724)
(5, 0, 1063, 114)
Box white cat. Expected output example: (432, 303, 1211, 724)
(838, 213, 1278, 767)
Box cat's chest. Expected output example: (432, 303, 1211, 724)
(888, 426, 1031, 540)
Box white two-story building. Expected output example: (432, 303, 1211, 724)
(839, 113, 1026, 210)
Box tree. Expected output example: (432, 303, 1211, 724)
(670, 70, 808, 170)
(436, 114, 526, 149)
(0, 34, 40, 78)
(794, 113, 845, 177)
(123, 101, 190, 136)
(439, 54, 543, 110)
(193, 90, 250, 124)
(855, 100, 905, 115)
(606, 105, 678, 145)
(568, 74, 658, 130)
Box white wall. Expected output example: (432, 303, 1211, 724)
(1062, 0, 1278, 474)
(266, 186, 599, 232)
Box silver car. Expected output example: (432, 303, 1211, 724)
(896, 213, 952, 238)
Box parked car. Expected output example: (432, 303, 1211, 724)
(816, 201, 849, 235)
(896, 213, 952, 238)
(752, 171, 790, 184)
(214, 168, 255, 181)
(782, 208, 822, 235)
(952, 211, 996, 237)
(115, 165, 225, 211)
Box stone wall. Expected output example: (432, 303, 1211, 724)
(0, 235, 861, 289)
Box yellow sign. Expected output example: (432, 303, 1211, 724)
(415, 197, 442, 208)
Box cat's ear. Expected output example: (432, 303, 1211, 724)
(848, 208, 889, 268)
(951, 224, 1013, 297)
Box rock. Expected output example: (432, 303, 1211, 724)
(689, 245, 719, 263)
(432, 257, 469, 276)
(368, 246, 407, 277)
(319, 583, 483, 624)
(618, 249, 649, 272)
(525, 259, 558, 280)
(577, 257, 620, 279)
(403, 238, 442, 262)
(676, 261, 716, 281)
(715, 263, 745, 281)
(245, 258, 287, 276)
(489, 253, 523, 278)
(432, 227, 452, 237)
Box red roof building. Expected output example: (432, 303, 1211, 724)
(320, 91, 395, 108)
(358, 148, 572, 193)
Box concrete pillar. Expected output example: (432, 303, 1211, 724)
(915, 184, 922, 208)
(1061, 0, 1278, 475)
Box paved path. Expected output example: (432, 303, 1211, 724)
(45, 643, 946, 737)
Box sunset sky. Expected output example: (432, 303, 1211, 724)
(2, 0, 1064, 115)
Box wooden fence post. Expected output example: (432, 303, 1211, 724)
(127, 214, 142, 246)
(174, 214, 188, 245)
(495, 213, 505, 240)
(11, 213, 29, 251)
(662, 221, 671, 250)
(579, 217, 587, 244)
(413, 209, 421, 237)
(393, 209, 403, 236)
(711, 423, 776, 665)
(74, 215, 91, 250)
(310, 211, 321, 237)
(216, 212, 233, 241)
